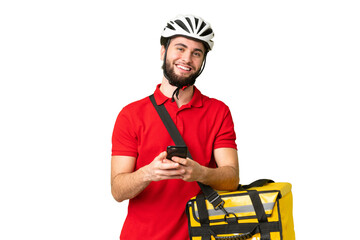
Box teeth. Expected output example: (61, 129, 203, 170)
(177, 65, 190, 71)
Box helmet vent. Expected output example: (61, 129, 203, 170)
(185, 17, 194, 32)
(200, 28, 213, 37)
(174, 19, 190, 33)
(166, 23, 175, 31)
(194, 18, 199, 28)
(197, 21, 207, 34)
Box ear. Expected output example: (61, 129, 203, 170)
(160, 45, 166, 61)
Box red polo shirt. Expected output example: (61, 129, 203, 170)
(112, 85, 237, 240)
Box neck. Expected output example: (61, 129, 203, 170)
(160, 77, 194, 108)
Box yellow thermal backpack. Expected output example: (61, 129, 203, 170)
(186, 179, 295, 240)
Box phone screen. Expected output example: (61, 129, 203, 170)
(166, 146, 187, 160)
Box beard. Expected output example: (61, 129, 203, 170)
(162, 60, 199, 88)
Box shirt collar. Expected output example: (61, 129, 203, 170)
(188, 86, 203, 108)
(153, 84, 169, 105)
(153, 84, 203, 108)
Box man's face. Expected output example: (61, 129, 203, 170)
(161, 36, 206, 87)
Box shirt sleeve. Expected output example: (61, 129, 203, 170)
(213, 107, 237, 150)
(111, 107, 138, 157)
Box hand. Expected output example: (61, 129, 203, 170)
(170, 156, 204, 182)
(141, 151, 186, 182)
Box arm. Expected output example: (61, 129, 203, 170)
(171, 147, 239, 191)
(111, 155, 148, 202)
(111, 152, 185, 202)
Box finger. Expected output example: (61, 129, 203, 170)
(171, 156, 189, 166)
(162, 158, 175, 164)
(158, 175, 183, 180)
(171, 157, 191, 166)
(155, 169, 185, 177)
(156, 151, 167, 161)
(159, 161, 180, 169)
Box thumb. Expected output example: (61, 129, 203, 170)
(156, 151, 167, 161)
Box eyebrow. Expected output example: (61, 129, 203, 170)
(174, 43, 204, 54)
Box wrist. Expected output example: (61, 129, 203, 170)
(138, 165, 152, 183)
(197, 165, 208, 183)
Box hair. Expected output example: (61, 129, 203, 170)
(160, 36, 210, 53)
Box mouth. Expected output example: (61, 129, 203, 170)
(176, 64, 192, 72)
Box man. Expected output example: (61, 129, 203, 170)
(111, 15, 239, 240)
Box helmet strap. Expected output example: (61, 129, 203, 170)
(163, 39, 171, 82)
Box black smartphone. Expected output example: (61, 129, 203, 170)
(166, 146, 187, 160)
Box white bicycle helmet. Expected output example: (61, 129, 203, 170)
(161, 14, 214, 51)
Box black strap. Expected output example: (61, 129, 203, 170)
(196, 194, 212, 240)
(149, 94, 185, 147)
(149, 94, 224, 210)
(238, 179, 274, 191)
(247, 190, 271, 240)
(196, 194, 210, 225)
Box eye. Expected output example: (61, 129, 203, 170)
(193, 52, 202, 57)
(177, 47, 185, 52)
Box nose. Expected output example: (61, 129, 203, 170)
(181, 50, 192, 64)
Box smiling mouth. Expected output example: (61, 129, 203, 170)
(176, 64, 192, 72)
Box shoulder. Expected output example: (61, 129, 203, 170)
(201, 93, 231, 113)
(119, 96, 152, 115)
(114, 96, 153, 128)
